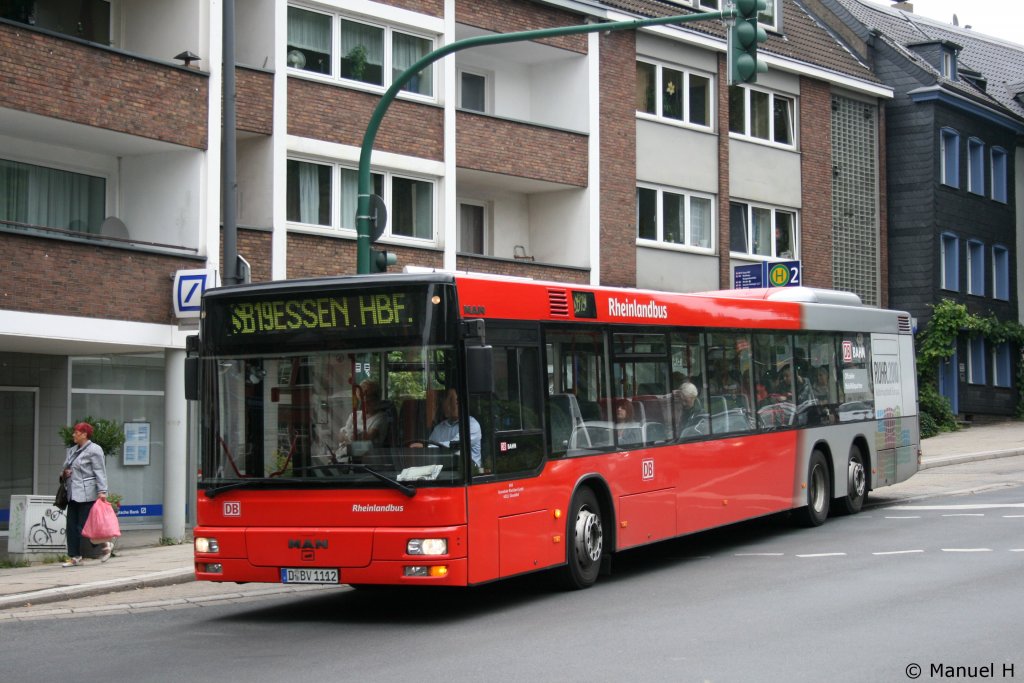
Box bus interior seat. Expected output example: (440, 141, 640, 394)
(642, 421, 669, 444)
(549, 393, 592, 450)
(397, 391, 441, 444)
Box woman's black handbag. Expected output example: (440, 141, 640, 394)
(54, 477, 69, 511)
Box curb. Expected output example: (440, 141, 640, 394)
(918, 448, 1024, 470)
(0, 567, 194, 611)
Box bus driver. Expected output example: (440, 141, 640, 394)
(428, 388, 483, 469)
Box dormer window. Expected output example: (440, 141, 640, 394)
(941, 48, 955, 79)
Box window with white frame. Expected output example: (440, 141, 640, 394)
(967, 239, 985, 296)
(967, 336, 986, 385)
(940, 128, 959, 187)
(728, 86, 794, 146)
(940, 233, 959, 291)
(637, 185, 714, 250)
(286, 158, 434, 242)
(0, 158, 106, 233)
(636, 61, 712, 128)
(729, 201, 796, 258)
(992, 342, 1012, 388)
(991, 147, 1008, 202)
(992, 244, 1009, 300)
(967, 137, 984, 195)
(287, 5, 434, 97)
(458, 201, 486, 254)
(758, 0, 779, 30)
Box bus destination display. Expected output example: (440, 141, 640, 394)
(229, 292, 415, 336)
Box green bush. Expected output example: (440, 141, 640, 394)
(59, 417, 126, 456)
(919, 411, 939, 439)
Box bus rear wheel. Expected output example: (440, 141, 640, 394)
(835, 445, 867, 515)
(559, 487, 604, 590)
(795, 450, 831, 527)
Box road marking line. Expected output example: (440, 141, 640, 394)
(885, 515, 921, 519)
(942, 513, 986, 517)
(872, 549, 924, 555)
(1010, 549, 1024, 552)
(890, 503, 1024, 510)
(735, 553, 784, 557)
(1003, 515, 1024, 518)
(940, 548, 992, 553)
(796, 553, 846, 558)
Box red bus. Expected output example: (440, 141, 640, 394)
(188, 272, 919, 589)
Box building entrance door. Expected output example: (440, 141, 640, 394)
(0, 388, 38, 533)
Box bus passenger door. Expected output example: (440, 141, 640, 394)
(466, 326, 560, 582)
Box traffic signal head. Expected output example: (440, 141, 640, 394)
(371, 248, 397, 273)
(729, 0, 768, 85)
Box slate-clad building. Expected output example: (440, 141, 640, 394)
(808, 0, 1023, 418)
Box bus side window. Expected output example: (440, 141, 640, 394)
(671, 331, 708, 440)
(706, 332, 755, 435)
(544, 329, 612, 456)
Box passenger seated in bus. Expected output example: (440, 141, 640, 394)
(426, 388, 483, 469)
(613, 399, 642, 446)
(775, 362, 813, 405)
(338, 380, 390, 456)
(673, 381, 704, 436)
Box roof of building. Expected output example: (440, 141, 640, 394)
(598, 0, 881, 85)
(832, 0, 1024, 121)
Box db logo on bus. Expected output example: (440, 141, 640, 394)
(642, 459, 655, 481)
(223, 501, 241, 517)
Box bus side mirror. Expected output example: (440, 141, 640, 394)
(466, 345, 494, 394)
(184, 335, 200, 401)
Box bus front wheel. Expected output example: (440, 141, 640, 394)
(795, 450, 831, 527)
(835, 445, 867, 515)
(559, 487, 604, 590)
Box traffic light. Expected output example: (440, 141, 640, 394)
(371, 248, 397, 273)
(729, 0, 768, 85)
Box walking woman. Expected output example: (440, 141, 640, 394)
(61, 422, 112, 566)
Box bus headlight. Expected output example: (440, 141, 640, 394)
(407, 538, 447, 556)
(195, 537, 219, 554)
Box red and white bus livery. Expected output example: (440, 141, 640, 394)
(189, 272, 918, 589)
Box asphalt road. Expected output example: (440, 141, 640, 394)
(3, 460, 1022, 683)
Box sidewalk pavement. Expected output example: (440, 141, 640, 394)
(2, 420, 1022, 613)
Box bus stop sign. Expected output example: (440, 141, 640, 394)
(733, 260, 801, 289)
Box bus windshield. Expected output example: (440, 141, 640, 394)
(198, 282, 465, 489)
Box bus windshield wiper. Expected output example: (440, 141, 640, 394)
(205, 480, 265, 498)
(347, 464, 417, 498)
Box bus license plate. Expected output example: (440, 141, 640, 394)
(281, 568, 339, 584)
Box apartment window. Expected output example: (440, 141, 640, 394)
(940, 128, 959, 187)
(991, 147, 1008, 202)
(729, 86, 794, 146)
(967, 240, 985, 296)
(992, 343, 1012, 388)
(637, 186, 714, 251)
(968, 138, 984, 195)
(287, 159, 434, 242)
(993, 245, 1009, 300)
(287, 6, 434, 97)
(967, 336, 986, 385)
(391, 177, 433, 240)
(758, 0, 778, 30)
(0, 158, 106, 233)
(459, 70, 488, 113)
(697, 0, 719, 8)
(458, 202, 486, 254)
(636, 61, 712, 128)
(1, 0, 110, 44)
(940, 233, 959, 291)
(729, 201, 797, 258)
